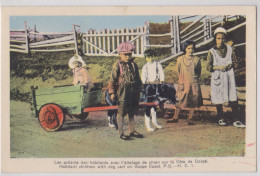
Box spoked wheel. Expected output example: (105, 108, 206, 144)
(38, 104, 65, 131)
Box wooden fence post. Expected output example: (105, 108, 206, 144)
(121, 28, 124, 44)
(86, 30, 89, 54)
(33, 25, 37, 42)
(103, 29, 106, 54)
(209, 18, 212, 38)
(107, 29, 111, 53)
(144, 20, 150, 52)
(173, 16, 177, 55)
(206, 18, 211, 39)
(90, 30, 93, 54)
(222, 15, 227, 26)
(204, 17, 207, 41)
(136, 27, 140, 55)
(140, 27, 144, 55)
(83, 34, 86, 54)
(73, 24, 78, 55)
(175, 16, 181, 53)
(98, 29, 101, 54)
(131, 28, 134, 54)
(24, 21, 29, 54)
(112, 29, 115, 53)
(94, 30, 97, 54)
(126, 28, 129, 42)
(170, 16, 175, 54)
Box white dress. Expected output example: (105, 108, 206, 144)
(210, 44, 237, 104)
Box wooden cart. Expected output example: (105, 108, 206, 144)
(30, 83, 104, 131)
(30, 83, 156, 132)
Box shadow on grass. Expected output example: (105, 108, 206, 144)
(58, 118, 107, 132)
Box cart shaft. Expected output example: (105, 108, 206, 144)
(83, 102, 158, 112)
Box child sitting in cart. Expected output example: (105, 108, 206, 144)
(69, 54, 93, 89)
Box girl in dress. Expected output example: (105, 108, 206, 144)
(167, 40, 203, 125)
(206, 27, 245, 127)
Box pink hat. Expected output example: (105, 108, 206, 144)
(117, 42, 136, 53)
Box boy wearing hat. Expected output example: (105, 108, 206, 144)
(108, 42, 143, 140)
(69, 54, 93, 89)
(207, 27, 245, 128)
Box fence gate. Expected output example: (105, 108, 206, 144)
(82, 22, 150, 57)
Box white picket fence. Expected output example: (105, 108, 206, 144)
(82, 22, 149, 57)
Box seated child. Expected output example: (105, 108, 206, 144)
(68, 54, 93, 89)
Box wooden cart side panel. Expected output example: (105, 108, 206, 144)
(35, 85, 81, 96)
(35, 92, 82, 105)
(82, 90, 102, 108)
(34, 86, 84, 114)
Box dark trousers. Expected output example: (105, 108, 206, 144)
(216, 101, 239, 122)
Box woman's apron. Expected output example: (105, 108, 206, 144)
(210, 44, 237, 104)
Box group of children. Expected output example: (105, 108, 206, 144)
(69, 27, 246, 141)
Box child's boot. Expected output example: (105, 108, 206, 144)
(145, 114, 154, 132)
(151, 108, 162, 129)
(108, 116, 115, 128)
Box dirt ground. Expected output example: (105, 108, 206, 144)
(10, 100, 245, 158)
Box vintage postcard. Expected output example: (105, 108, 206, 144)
(1, 6, 256, 173)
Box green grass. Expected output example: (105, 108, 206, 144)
(8, 53, 212, 102)
(10, 50, 244, 102)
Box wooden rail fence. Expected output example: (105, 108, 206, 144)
(10, 15, 245, 58)
(159, 15, 246, 63)
(10, 23, 80, 55)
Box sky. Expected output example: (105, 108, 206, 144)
(10, 16, 173, 32)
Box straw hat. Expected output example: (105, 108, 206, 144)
(214, 27, 227, 36)
(68, 55, 86, 69)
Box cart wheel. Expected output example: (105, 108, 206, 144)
(38, 104, 65, 131)
(79, 112, 89, 121)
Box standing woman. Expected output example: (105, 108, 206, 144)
(167, 40, 203, 125)
(207, 27, 245, 127)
